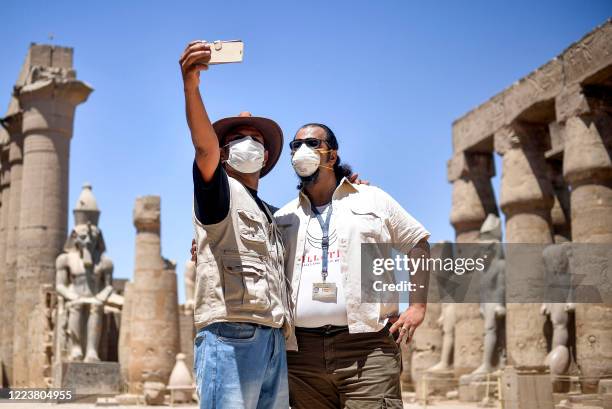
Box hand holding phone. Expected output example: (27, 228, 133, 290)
(179, 40, 243, 90)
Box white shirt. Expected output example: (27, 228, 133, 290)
(294, 203, 348, 327)
(275, 178, 430, 351)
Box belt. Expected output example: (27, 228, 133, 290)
(295, 325, 349, 336)
(296, 322, 394, 336)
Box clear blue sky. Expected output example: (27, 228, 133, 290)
(2, 1, 610, 303)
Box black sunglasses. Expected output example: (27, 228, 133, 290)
(289, 138, 327, 151)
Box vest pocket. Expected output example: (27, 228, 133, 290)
(222, 255, 271, 312)
(237, 209, 267, 243)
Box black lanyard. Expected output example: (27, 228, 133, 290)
(311, 203, 333, 282)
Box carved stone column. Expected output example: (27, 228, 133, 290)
(0, 140, 10, 283)
(12, 77, 92, 387)
(0, 127, 8, 384)
(449, 152, 498, 243)
(118, 281, 134, 390)
(0, 113, 23, 386)
(124, 196, 180, 394)
(545, 122, 571, 242)
(496, 123, 554, 369)
(547, 158, 571, 242)
(559, 85, 612, 393)
(448, 151, 497, 376)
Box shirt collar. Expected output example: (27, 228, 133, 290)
(297, 177, 358, 209)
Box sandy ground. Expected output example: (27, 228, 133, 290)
(0, 401, 489, 409)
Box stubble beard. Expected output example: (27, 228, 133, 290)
(298, 168, 321, 187)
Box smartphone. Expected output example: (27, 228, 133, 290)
(209, 40, 244, 65)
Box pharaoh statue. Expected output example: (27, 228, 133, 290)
(465, 213, 506, 379)
(540, 240, 574, 375)
(427, 303, 456, 372)
(427, 241, 456, 374)
(55, 183, 122, 362)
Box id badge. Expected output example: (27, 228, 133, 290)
(312, 282, 337, 302)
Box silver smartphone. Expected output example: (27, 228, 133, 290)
(209, 40, 244, 65)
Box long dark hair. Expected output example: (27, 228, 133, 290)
(296, 123, 352, 188)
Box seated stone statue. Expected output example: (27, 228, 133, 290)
(55, 184, 119, 363)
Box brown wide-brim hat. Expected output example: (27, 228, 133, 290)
(213, 111, 283, 177)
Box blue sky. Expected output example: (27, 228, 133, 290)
(2, 1, 610, 302)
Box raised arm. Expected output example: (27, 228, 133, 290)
(179, 40, 219, 182)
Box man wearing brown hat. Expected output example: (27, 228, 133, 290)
(180, 40, 293, 409)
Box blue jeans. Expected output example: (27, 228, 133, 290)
(194, 322, 289, 409)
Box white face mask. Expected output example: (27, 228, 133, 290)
(225, 136, 265, 174)
(291, 145, 321, 177)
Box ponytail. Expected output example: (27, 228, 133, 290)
(333, 155, 352, 185)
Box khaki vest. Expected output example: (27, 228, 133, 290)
(193, 176, 293, 335)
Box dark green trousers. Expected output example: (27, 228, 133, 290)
(287, 325, 403, 409)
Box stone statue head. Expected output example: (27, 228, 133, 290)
(63, 183, 105, 266)
(479, 213, 502, 242)
(478, 213, 504, 262)
(64, 223, 105, 267)
(543, 242, 571, 276)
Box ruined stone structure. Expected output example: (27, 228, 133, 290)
(119, 196, 180, 395)
(448, 19, 612, 407)
(0, 44, 92, 387)
(0, 44, 206, 402)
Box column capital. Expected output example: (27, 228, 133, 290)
(556, 83, 612, 124)
(447, 151, 495, 183)
(563, 108, 612, 186)
(18, 78, 93, 137)
(494, 122, 549, 156)
(448, 151, 498, 241)
(19, 77, 93, 107)
(133, 196, 161, 233)
(497, 123, 554, 216)
(1, 111, 23, 136)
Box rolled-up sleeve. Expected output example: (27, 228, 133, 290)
(380, 189, 430, 254)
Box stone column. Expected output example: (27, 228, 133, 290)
(449, 152, 498, 243)
(546, 121, 571, 242)
(11, 78, 92, 387)
(0, 114, 23, 387)
(547, 158, 571, 242)
(0, 141, 10, 279)
(495, 123, 554, 369)
(558, 85, 612, 393)
(118, 281, 134, 389)
(448, 151, 497, 377)
(411, 302, 442, 396)
(125, 196, 180, 394)
(0, 129, 8, 384)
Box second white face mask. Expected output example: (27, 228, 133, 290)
(225, 136, 265, 174)
(291, 145, 321, 177)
